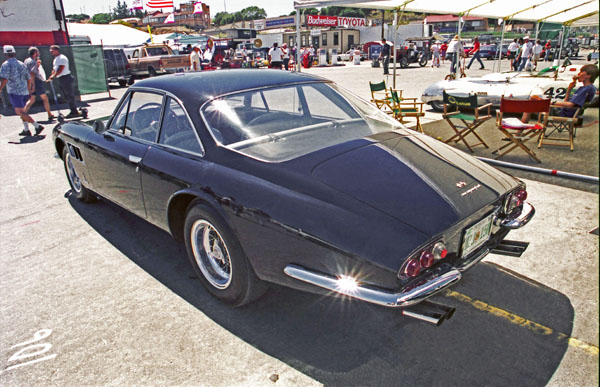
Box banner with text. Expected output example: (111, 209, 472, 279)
(306, 15, 366, 28)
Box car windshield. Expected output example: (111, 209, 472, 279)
(201, 82, 404, 162)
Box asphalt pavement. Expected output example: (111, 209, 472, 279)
(0, 58, 598, 386)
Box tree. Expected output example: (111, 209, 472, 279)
(66, 14, 90, 22)
(238, 6, 266, 21)
(91, 13, 112, 24)
(112, 1, 131, 20)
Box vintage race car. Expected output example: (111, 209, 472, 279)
(53, 70, 534, 325)
(422, 64, 599, 111)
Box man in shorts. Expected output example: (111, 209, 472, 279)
(0, 45, 44, 136)
(24, 47, 54, 121)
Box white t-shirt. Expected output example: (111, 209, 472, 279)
(53, 54, 71, 77)
(431, 44, 440, 54)
(190, 51, 201, 71)
(521, 41, 533, 57)
(533, 44, 543, 55)
(446, 40, 462, 54)
(269, 47, 283, 62)
(508, 42, 519, 53)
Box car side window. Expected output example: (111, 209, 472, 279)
(260, 87, 303, 115)
(109, 93, 131, 132)
(126, 91, 164, 142)
(159, 97, 203, 154)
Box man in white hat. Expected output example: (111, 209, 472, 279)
(0, 45, 44, 136)
(189, 45, 202, 71)
(518, 36, 533, 71)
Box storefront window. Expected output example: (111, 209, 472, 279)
(322, 33, 327, 46)
(333, 32, 339, 46)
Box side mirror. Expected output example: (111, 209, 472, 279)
(93, 120, 106, 133)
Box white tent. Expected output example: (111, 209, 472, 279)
(292, 0, 598, 76)
(67, 23, 151, 47)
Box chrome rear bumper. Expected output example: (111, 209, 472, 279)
(284, 263, 462, 308)
(500, 202, 535, 229)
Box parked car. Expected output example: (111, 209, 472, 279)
(53, 70, 534, 325)
(479, 44, 508, 60)
(337, 49, 367, 61)
(422, 63, 600, 112)
(127, 43, 189, 78)
(103, 48, 133, 87)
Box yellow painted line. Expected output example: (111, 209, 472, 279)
(443, 290, 599, 357)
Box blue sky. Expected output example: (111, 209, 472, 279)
(62, 0, 295, 18)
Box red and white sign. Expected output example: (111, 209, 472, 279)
(306, 15, 366, 28)
(337, 17, 366, 27)
(193, 2, 203, 14)
(307, 15, 338, 27)
(132, 0, 143, 10)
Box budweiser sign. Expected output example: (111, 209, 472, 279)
(307, 15, 338, 27)
(306, 15, 367, 28)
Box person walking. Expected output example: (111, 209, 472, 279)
(268, 42, 284, 69)
(282, 43, 290, 70)
(544, 40, 553, 62)
(532, 39, 543, 71)
(431, 41, 441, 68)
(446, 35, 462, 75)
(379, 38, 391, 75)
(513, 37, 524, 71)
(46, 45, 79, 118)
(189, 45, 202, 71)
(466, 37, 484, 70)
(23, 47, 54, 121)
(507, 38, 519, 70)
(518, 36, 533, 71)
(0, 45, 44, 136)
(440, 41, 448, 64)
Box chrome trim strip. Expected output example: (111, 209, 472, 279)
(501, 202, 535, 229)
(284, 264, 462, 308)
(457, 248, 490, 272)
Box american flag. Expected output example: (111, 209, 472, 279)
(146, 0, 174, 8)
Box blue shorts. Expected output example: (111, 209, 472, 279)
(33, 78, 47, 97)
(8, 93, 29, 109)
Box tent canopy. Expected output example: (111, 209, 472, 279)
(67, 23, 151, 46)
(293, 0, 599, 24)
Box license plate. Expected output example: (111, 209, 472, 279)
(461, 214, 493, 257)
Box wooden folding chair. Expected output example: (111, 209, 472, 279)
(442, 91, 492, 153)
(369, 81, 393, 111)
(539, 103, 588, 151)
(494, 97, 551, 163)
(389, 88, 425, 133)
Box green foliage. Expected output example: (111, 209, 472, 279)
(113, 1, 130, 19)
(91, 13, 112, 24)
(66, 14, 90, 22)
(213, 6, 267, 26)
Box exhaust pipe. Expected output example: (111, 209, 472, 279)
(402, 299, 456, 326)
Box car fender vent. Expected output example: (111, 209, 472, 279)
(67, 143, 83, 162)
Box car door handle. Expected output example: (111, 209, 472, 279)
(129, 155, 142, 164)
(103, 134, 115, 142)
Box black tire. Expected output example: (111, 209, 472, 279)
(127, 76, 135, 85)
(62, 146, 95, 202)
(400, 56, 409, 68)
(148, 67, 158, 77)
(419, 56, 428, 67)
(118, 80, 127, 87)
(184, 202, 267, 306)
(430, 100, 444, 112)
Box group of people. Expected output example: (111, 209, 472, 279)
(1, 44, 79, 137)
(507, 36, 548, 72)
(267, 42, 292, 70)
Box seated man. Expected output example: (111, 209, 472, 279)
(522, 64, 598, 122)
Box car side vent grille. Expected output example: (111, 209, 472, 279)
(67, 143, 83, 162)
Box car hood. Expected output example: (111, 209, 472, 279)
(311, 132, 519, 235)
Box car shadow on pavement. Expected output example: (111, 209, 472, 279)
(68, 193, 574, 387)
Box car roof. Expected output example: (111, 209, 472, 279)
(132, 69, 328, 108)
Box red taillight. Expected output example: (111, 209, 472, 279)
(515, 188, 527, 201)
(405, 258, 421, 277)
(432, 242, 448, 259)
(420, 251, 434, 268)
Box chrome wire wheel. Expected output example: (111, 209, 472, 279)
(65, 152, 82, 194)
(191, 219, 232, 289)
